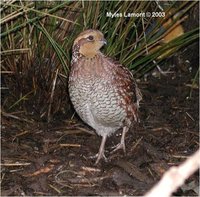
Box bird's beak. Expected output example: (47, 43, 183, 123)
(101, 38, 107, 45)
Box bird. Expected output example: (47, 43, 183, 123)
(68, 29, 142, 164)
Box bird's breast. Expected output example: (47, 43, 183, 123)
(69, 56, 127, 132)
(69, 54, 139, 136)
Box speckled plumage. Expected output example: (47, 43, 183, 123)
(69, 29, 142, 164)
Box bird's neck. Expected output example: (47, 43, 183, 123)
(71, 53, 108, 78)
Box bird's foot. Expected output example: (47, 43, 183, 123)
(88, 152, 107, 165)
(111, 142, 126, 154)
(95, 152, 107, 165)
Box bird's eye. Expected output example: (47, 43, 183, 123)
(87, 35, 94, 41)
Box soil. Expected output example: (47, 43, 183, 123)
(1, 59, 199, 196)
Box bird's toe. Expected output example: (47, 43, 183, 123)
(111, 143, 126, 154)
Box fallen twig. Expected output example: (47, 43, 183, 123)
(23, 164, 54, 177)
(47, 68, 59, 123)
(1, 162, 31, 166)
(145, 149, 200, 197)
(60, 143, 81, 147)
(1, 111, 33, 123)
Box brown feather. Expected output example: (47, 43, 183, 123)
(69, 29, 142, 164)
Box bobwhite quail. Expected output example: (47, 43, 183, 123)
(69, 29, 142, 164)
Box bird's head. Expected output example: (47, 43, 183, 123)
(73, 29, 107, 58)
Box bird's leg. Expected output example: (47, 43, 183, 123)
(111, 126, 129, 154)
(95, 135, 107, 165)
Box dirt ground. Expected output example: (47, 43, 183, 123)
(1, 55, 199, 196)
